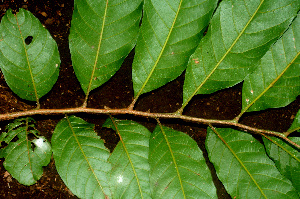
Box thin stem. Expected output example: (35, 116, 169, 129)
(0, 107, 298, 148)
(284, 125, 300, 137)
(128, 98, 137, 110)
(284, 131, 292, 137)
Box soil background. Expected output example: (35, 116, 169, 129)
(0, 0, 299, 198)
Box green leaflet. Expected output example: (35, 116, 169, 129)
(52, 115, 111, 199)
(206, 127, 298, 199)
(239, 14, 300, 115)
(149, 125, 216, 199)
(103, 118, 151, 199)
(132, 0, 218, 99)
(69, 0, 143, 102)
(181, 0, 299, 112)
(263, 136, 300, 194)
(0, 9, 60, 104)
(289, 109, 300, 133)
(0, 118, 51, 186)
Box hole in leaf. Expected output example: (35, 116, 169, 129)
(11, 136, 18, 142)
(31, 141, 36, 150)
(28, 133, 35, 140)
(25, 36, 33, 45)
(1, 141, 8, 148)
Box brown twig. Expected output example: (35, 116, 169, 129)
(0, 107, 299, 149)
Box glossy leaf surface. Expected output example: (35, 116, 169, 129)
(69, 0, 143, 96)
(0, 8, 60, 102)
(103, 118, 151, 199)
(0, 118, 51, 185)
(52, 115, 111, 199)
(149, 125, 216, 198)
(241, 14, 300, 113)
(206, 127, 298, 198)
(132, 0, 218, 98)
(182, 0, 299, 109)
(263, 136, 300, 194)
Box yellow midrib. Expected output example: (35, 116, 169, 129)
(15, 13, 40, 107)
(209, 125, 268, 199)
(110, 117, 144, 198)
(134, 0, 184, 100)
(84, 0, 109, 104)
(158, 123, 186, 199)
(66, 116, 108, 197)
(25, 117, 35, 182)
(263, 135, 300, 163)
(240, 51, 300, 116)
(181, 0, 265, 111)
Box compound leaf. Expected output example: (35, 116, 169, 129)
(0, 8, 60, 104)
(103, 118, 151, 199)
(69, 0, 143, 101)
(149, 124, 216, 198)
(181, 0, 299, 111)
(52, 115, 111, 199)
(240, 14, 300, 114)
(0, 118, 51, 185)
(263, 136, 300, 194)
(206, 127, 298, 198)
(132, 0, 218, 99)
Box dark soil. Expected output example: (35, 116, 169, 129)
(0, 1, 299, 198)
